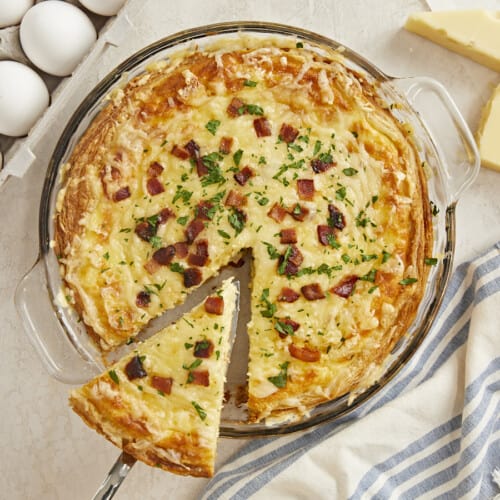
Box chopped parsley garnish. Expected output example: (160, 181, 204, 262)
(278, 245, 293, 275)
(184, 342, 193, 349)
(172, 185, 193, 205)
(351, 130, 359, 138)
(119, 227, 132, 233)
(382, 250, 392, 263)
(355, 210, 376, 228)
(341, 254, 351, 263)
(335, 186, 346, 201)
(149, 236, 162, 248)
(233, 149, 243, 166)
(318, 152, 333, 164)
(205, 119, 221, 135)
(361, 253, 378, 262)
(368, 285, 379, 294)
(268, 361, 289, 388)
(238, 103, 264, 116)
(217, 229, 231, 239)
(176, 216, 189, 226)
(228, 209, 245, 235)
(360, 269, 377, 283)
(343, 168, 358, 176)
(326, 233, 341, 249)
(296, 41, 303, 48)
(103, 252, 109, 260)
(259, 288, 276, 318)
(108, 370, 119, 384)
(170, 262, 185, 274)
(425, 257, 438, 266)
(275, 320, 295, 336)
(243, 79, 257, 87)
(201, 153, 226, 187)
(400, 277, 418, 285)
(257, 196, 269, 206)
(183, 359, 202, 371)
(191, 401, 207, 420)
(263, 242, 280, 260)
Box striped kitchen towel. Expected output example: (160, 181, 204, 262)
(204, 242, 500, 499)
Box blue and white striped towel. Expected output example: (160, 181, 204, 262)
(204, 242, 500, 499)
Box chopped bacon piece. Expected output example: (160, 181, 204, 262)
(171, 144, 190, 160)
(196, 200, 214, 220)
(174, 241, 189, 258)
(280, 228, 297, 244)
(188, 240, 209, 267)
(331, 275, 358, 298)
(301, 283, 325, 300)
(225, 189, 247, 208)
(328, 204, 346, 230)
(144, 258, 160, 275)
(288, 245, 304, 266)
(219, 136, 233, 154)
(268, 203, 287, 222)
(146, 177, 165, 196)
(184, 139, 201, 158)
(317, 224, 336, 246)
(148, 161, 164, 177)
(113, 186, 131, 202)
(204, 296, 224, 316)
(234, 166, 254, 186)
(288, 343, 321, 362)
(157, 207, 174, 224)
(297, 179, 315, 200)
(153, 245, 176, 266)
(189, 369, 210, 386)
(183, 267, 202, 288)
(275, 318, 300, 339)
(227, 97, 245, 117)
(289, 203, 309, 222)
(125, 355, 147, 380)
(253, 117, 272, 137)
(279, 245, 303, 276)
(136, 291, 151, 308)
(278, 287, 300, 303)
(279, 123, 299, 143)
(151, 376, 173, 395)
(311, 158, 335, 173)
(135, 221, 156, 241)
(195, 157, 208, 177)
(185, 218, 205, 244)
(194, 339, 215, 358)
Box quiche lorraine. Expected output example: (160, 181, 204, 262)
(56, 36, 433, 423)
(69, 279, 237, 477)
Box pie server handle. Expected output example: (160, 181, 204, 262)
(92, 452, 136, 500)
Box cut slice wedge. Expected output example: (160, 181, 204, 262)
(69, 278, 238, 478)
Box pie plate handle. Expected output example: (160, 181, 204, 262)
(389, 76, 480, 204)
(15, 258, 99, 384)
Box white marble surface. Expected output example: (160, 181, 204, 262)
(1, 0, 499, 499)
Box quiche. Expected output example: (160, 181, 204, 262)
(56, 36, 433, 424)
(69, 279, 238, 477)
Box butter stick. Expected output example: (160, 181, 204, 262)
(477, 84, 500, 172)
(405, 10, 500, 72)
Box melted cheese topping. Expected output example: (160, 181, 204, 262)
(57, 38, 432, 422)
(69, 279, 236, 477)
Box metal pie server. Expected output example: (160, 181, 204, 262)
(91, 279, 241, 499)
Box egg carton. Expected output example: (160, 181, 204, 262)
(0, 0, 136, 187)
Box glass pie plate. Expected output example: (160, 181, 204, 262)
(15, 21, 479, 438)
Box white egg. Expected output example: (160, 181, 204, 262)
(20, 1, 97, 77)
(0, 0, 34, 28)
(78, 0, 126, 16)
(0, 61, 50, 137)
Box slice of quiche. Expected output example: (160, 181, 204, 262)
(69, 278, 238, 478)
